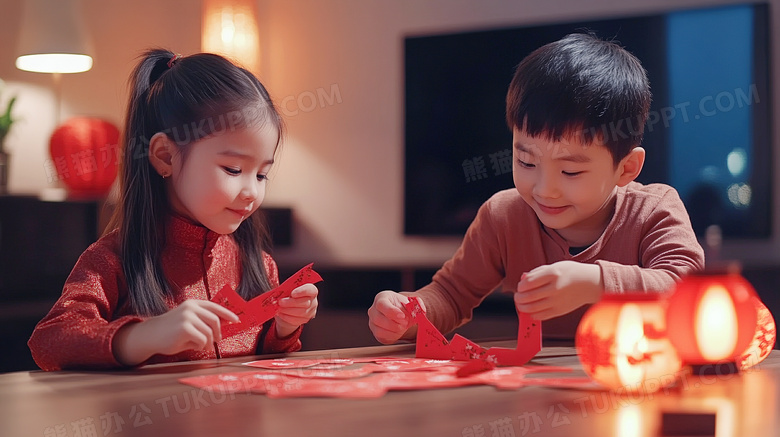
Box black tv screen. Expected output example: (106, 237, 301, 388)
(404, 3, 771, 239)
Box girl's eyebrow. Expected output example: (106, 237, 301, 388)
(218, 149, 274, 165)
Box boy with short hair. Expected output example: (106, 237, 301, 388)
(368, 33, 705, 344)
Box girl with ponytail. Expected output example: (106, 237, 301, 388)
(29, 49, 318, 370)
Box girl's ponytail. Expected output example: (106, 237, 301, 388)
(116, 49, 180, 316)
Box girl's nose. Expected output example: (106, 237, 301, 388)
(240, 180, 258, 201)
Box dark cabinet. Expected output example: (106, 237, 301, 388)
(0, 195, 108, 372)
(0, 195, 106, 302)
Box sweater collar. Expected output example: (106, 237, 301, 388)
(165, 214, 221, 252)
(542, 185, 627, 256)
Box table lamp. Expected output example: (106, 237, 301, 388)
(15, 0, 98, 198)
(15, 0, 93, 76)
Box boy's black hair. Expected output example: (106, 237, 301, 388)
(506, 32, 651, 164)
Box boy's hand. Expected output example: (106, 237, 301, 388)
(275, 284, 319, 338)
(514, 260, 603, 320)
(367, 290, 422, 344)
(113, 299, 239, 366)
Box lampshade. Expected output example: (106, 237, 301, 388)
(666, 270, 758, 365)
(202, 0, 261, 74)
(15, 0, 94, 74)
(738, 296, 776, 370)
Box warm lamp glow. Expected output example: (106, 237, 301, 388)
(202, 0, 261, 74)
(615, 404, 643, 437)
(696, 285, 739, 361)
(667, 271, 758, 365)
(615, 304, 646, 387)
(576, 293, 682, 393)
(16, 54, 93, 74)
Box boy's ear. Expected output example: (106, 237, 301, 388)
(148, 132, 175, 178)
(616, 147, 645, 187)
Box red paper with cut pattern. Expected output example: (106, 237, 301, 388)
(404, 296, 541, 366)
(211, 263, 323, 337)
(178, 359, 582, 398)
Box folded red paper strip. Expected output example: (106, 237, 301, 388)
(404, 296, 542, 366)
(211, 263, 323, 337)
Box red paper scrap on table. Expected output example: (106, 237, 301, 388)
(178, 358, 582, 398)
(211, 263, 323, 337)
(404, 296, 541, 366)
(244, 357, 457, 374)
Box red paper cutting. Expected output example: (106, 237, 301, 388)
(178, 360, 578, 399)
(245, 357, 456, 373)
(404, 296, 541, 366)
(211, 263, 323, 337)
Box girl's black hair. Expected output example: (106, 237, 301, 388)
(506, 32, 651, 164)
(111, 49, 283, 316)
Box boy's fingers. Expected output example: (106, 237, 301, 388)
(372, 314, 406, 332)
(514, 297, 550, 315)
(516, 274, 549, 293)
(368, 305, 406, 331)
(513, 287, 547, 304)
(370, 321, 405, 342)
(377, 299, 407, 321)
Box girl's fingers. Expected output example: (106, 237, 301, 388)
(182, 320, 212, 350)
(278, 297, 312, 308)
(200, 300, 240, 323)
(290, 284, 318, 298)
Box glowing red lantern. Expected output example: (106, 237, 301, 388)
(738, 296, 776, 370)
(49, 117, 119, 197)
(666, 270, 758, 365)
(576, 293, 682, 393)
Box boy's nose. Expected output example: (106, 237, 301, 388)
(533, 172, 560, 198)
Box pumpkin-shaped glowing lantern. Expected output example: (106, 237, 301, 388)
(666, 270, 758, 366)
(738, 296, 776, 370)
(49, 117, 119, 198)
(576, 293, 682, 393)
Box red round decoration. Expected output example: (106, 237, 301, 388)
(575, 293, 682, 393)
(666, 271, 758, 365)
(738, 296, 777, 370)
(49, 117, 120, 197)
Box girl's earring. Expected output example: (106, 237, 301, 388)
(161, 172, 169, 179)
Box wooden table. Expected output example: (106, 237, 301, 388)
(1, 341, 778, 437)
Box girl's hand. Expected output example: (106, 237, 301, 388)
(367, 290, 422, 345)
(113, 299, 239, 366)
(514, 260, 603, 320)
(275, 284, 319, 338)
